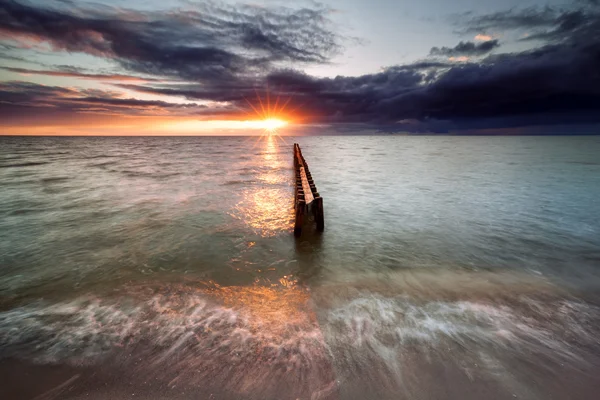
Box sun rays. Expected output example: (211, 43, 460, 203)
(242, 89, 299, 148)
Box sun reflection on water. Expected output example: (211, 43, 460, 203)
(209, 280, 317, 334)
(231, 135, 294, 237)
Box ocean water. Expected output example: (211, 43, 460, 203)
(1, 135, 600, 400)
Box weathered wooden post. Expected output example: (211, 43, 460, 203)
(292, 143, 324, 236)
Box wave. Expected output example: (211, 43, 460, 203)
(0, 284, 332, 398)
(83, 154, 123, 160)
(87, 161, 118, 168)
(0, 280, 598, 399)
(40, 177, 71, 184)
(223, 180, 257, 186)
(0, 161, 50, 168)
(6, 208, 45, 216)
(117, 170, 181, 179)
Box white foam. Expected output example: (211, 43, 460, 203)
(321, 293, 600, 389)
(1, 288, 598, 396)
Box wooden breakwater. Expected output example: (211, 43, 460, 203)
(293, 143, 324, 236)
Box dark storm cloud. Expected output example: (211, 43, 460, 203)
(430, 40, 500, 57)
(106, 1, 600, 132)
(116, 63, 440, 123)
(290, 38, 599, 125)
(117, 62, 448, 104)
(280, 2, 600, 130)
(118, 30, 600, 131)
(0, 0, 341, 81)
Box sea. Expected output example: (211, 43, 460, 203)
(1, 135, 600, 400)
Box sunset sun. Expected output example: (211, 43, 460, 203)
(243, 91, 295, 136)
(261, 118, 288, 133)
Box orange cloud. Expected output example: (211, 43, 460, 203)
(475, 34, 493, 42)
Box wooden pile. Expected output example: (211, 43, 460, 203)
(293, 143, 324, 236)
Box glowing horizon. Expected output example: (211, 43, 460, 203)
(0, 89, 300, 136)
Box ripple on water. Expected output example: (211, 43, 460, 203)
(230, 187, 294, 237)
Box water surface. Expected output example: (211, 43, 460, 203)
(1, 135, 600, 399)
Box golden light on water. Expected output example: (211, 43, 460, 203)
(231, 135, 294, 236)
(216, 283, 318, 334)
(228, 90, 300, 235)
(238, 187, 293, 235)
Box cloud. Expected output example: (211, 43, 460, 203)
(430, 40, 500, 57)
(0, 0, 341, 82)
(115, 62, 445, 123)
(0, 81, 212, 123)
(461, 4, 600, 44)
(1, 0, 600, 133)
(0, 66, 166, 82)
(118, 27, 600, 130)
(461, 7, 558, 33)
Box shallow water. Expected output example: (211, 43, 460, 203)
(1, 135, 600, 399)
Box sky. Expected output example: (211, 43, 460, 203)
(0, 0, 599, 135)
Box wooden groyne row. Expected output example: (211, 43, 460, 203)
(293, 143, 324, 237)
